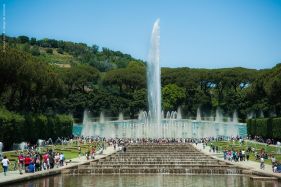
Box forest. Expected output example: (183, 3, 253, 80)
(1, 35, 281, 122)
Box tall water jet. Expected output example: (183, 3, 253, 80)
(99, 112, 105, 123)
(118, 113, 124, 121)
(215, 108, 223, 122)
(74, 18, 248, 139)
(196, 108, 202, 121)
(19, 142, 27, 151)
(81, 110, 93, 137)
(0, 142, 3, 153)
(232, 110, 238, 123)
(247, 112, 254, 119)
(147, 19, 161, 125)
(177, 108, 182, 120)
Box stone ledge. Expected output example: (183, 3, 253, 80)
(250, 176, 278, 181)
(0, 147, 117, 186)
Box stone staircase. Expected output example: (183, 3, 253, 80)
(66, 144, 241, 174)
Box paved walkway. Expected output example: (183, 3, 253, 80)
(193, 143, 281, 179)
(0, 146, 117, 185)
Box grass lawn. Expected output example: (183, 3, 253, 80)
(0, 142, 105, 173)
(207, 140, 281, 165)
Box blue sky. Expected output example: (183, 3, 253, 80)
(2, 0, 281, 69)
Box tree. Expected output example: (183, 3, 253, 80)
(46, 48, 53, 54)
(103, 65, 145, 93)
(30, 37, 36, 45)
(62, 64, 100, 93)
(162, 84, 186, 111)
(31, 46, 40, 56)
(17, 35, 29, 43)
(57, 48, 64, 54)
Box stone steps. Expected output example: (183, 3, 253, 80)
(80, 164, 230, 169)
(65, 144, 241, 174)
(92, 161, 225, 165)
(68, 168, 241, 175)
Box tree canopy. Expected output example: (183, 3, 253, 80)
(1, 35, 280, 122)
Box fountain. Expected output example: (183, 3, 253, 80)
(0, 142, 3, 153)
(81, 110, 94, 137)
(196, 108, 201, 121)
(177, 108, 182, 119)
(37, 139, 45, 152)
(0, 142, 2, 160)
(99, 112, 105, 123)
(247, 112, 255, 119)
(232, 110, 238, 123)
(19, 142, 27, 151)
(118, 113, 124, 121)
(76, 19, 247, 139)
(215, 108, 223, 122)
(55, 137, 62, 145)
(37, 139, 45, 147)
(147, 18, 161, 125)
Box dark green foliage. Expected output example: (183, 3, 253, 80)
(0, 107, 73, 150)
(57, 48, 64, 54)
(17, 36, 29, 44)
(3, 35, 144, 72)
(247, 118, 279, 139)
(30, 46, 40, 56)
(246, 119, 252, 136)
(162, 84, 185, 111)
(255, 119, 267, 137)
(30, 37, 36, 45)
(46, 48, 53, 54)
(0, 108, 25, 149)
(272, 118, 281, 139)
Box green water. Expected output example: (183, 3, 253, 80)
(7, 174, 280, 187)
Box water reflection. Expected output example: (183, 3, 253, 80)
(7, 175, 280, 187)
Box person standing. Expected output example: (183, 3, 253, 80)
(260, 157, 265, 170)
(24, 155, 32, 172)
(18, 153, 24, 174)
(59, 153, 64, 166)
(271, 155, 276, 172)
(2, 156, 10, 176)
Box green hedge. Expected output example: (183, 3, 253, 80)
(272, 118, 281, 139)
(0, 108, 73, 150)
(247, 117, 280, 139)
(0, 108, 25, 149)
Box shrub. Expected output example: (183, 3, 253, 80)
(46, 48, 53, 54)
(0, 107, 73, 150)
(272, 118, 281, 139)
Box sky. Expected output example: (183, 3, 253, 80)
(1, 0, 281, 69)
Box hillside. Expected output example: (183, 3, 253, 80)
(0, 35, 280, 122)
(2, 35, 144, 71)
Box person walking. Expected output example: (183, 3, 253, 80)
(2, 156, 10, 176)
(260, 157, 265, 170)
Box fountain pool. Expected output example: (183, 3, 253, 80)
(7, 174, 279, 187)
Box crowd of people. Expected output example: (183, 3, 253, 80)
(17, 150, 66, 174)
(207, 138, 281, 173)
(1, 136, 281, 176)
(249, 135, 280, 146)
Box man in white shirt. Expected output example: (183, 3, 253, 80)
(2, 156, 10, 176)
